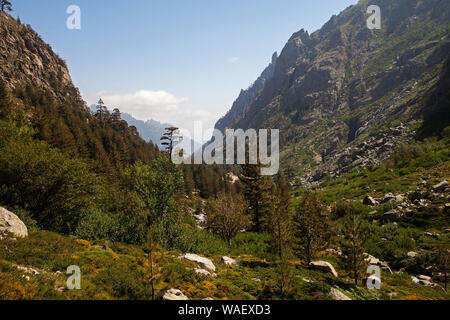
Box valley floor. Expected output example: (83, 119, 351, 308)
(0, 228, 448, 300)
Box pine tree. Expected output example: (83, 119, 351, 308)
(182, 165, 195, 196)
(264, 177, 294, 260)
(111, 108, 121, 122)
(340, 207, 369, 286)
(434, 244, 449, 292)
(160, 126, 180, 156)
(239, 161, 272, 233)
(0, 0, 12, 12)
(293, 193, 332, 264)
(95, 98, 108, 121)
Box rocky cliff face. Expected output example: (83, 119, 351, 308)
(0, 12, 75, 102)
(215, 0, 450, 185)
(215, 52, 278, 132)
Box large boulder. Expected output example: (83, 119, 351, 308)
(0, 207, 28, 239)
(181, 253, 216, 272)
(163, 289, 189, 300)
(329, 288, 351, 300)
(309, 261, 338, 277)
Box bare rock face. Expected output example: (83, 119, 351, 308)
(213, 1, 450, 186)
(163, 289, 189, 301)
(0, 207, 28, 239)
(309, 261, 338, 277)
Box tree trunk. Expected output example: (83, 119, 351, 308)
(445, 271, 448, 292)
(150, 249, 155, 300)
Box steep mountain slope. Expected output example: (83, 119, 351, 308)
(215, 0, 450, 185)
(0, 12, 159, 173)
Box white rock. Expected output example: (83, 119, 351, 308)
(363, 196, 378, 206)
(195, 268, 216, 277)
(418, 275, 431, 282)
(163, 289, 189, 300)
(329, 288, 351, 300)
(407, 251, 418, 258)
(309, 261, 338, 277)
(419, 279, 434, 287)
(0, 207, 28, 238)
(364, 253, 381, 265)
(364, 253, 392, 273)
(181, 253, 216, 272)
(16, 265, 40, 275)
(221, 256, 239, 267)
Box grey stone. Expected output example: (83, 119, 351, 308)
(0, 207, 28, 239)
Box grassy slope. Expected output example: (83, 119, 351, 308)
(0, 229, 448, 300)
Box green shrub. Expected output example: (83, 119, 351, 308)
(231, 232, 272, 258)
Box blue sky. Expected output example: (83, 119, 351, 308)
(11, 0, 357, 131)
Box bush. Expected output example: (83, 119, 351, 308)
(0, 117, 102, 234)
(182, 226, 229, 256)
(231, 232, 272, 258)
(76, 209, 147, 245)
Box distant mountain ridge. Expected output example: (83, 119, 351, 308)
(121, 113, 171, 149)
(89, 105, 202, 152)
(88, 104, 171, 149)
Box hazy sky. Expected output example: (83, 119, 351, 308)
(12, 0, 357, 132)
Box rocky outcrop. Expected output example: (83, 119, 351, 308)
(309, 261, 338, 277)
(163, 289, 189, 300)
(181, 254, 216, 272)
(0, 207, 28, 239)
(0, 12, 72, 95)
